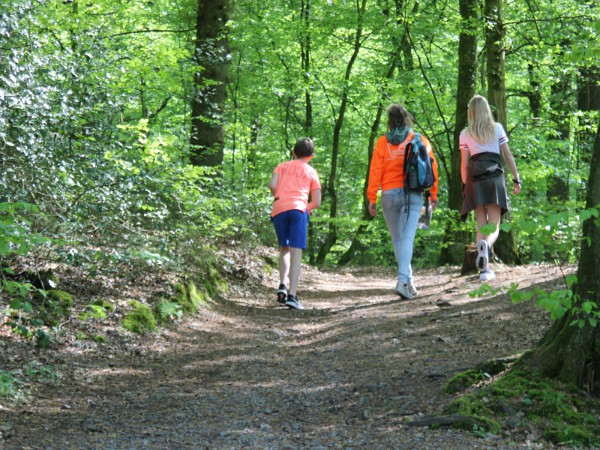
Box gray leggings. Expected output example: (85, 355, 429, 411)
(381, 188, 422, 283)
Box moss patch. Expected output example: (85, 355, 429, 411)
(446, 356, 515, 394)
(45, 289, 74, 310)
(39, 289, 75, 326)
(172, 281, 210, 314)
(121, 300, 158, 334)
(445, 369, 600, 446)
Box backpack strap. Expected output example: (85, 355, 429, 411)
(403, 133, 415, 177)
(403, 132, 419, 173)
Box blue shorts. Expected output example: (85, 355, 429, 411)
(271, 209, 309, 249)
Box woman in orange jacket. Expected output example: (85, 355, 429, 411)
(367, 104, 439, 299)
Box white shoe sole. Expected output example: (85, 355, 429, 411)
(285, 299, 304, 310)
(480, 271, 496, 282)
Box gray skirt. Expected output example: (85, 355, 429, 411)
(460, 152, 509, 221)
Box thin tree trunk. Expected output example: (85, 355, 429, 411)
(439, 0, 478, 265)
(337, 84, 388, 266)
(484, 0, 520, 265)
(189, 0, 229, 167)
(337, 0, 408, 266)
(300, 0, 318, 265)
(316, 0, 367, 265)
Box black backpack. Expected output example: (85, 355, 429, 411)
(403, 133, 435, 192)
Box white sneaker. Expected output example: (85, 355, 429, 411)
(394, 282, 413, 300)
(407, 282, 418, 297)
(480, 268, 496, 282)
(477, 240, 489, 271)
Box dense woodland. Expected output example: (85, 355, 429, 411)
(1, 0, 600, 422)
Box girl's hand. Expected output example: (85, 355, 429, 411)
(368, 203, 377, 217)
(513, 179, 521, 195)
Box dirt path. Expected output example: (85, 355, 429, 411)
(0, 263, 571, 449)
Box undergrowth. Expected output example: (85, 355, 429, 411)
(446, 369, 600, 447)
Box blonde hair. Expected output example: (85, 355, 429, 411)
(466, 95, 496, 143)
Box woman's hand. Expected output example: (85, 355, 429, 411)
(368, 203, 377, 217)
(513, 179, 521, 195)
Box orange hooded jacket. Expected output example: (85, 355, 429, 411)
(367, 132, 439, 204)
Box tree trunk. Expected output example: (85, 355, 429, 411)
(439, 0, 478, 265)
(301, 0, 312, 135)
(300, 0, 319, 264)
(337, 0, 409, 266)
(527, 63, 542, 118)
(577, 66, 600, 112)
(337, 94, 385, 266)
(315, 0, 367, 265)
(521, 120, 600, 394)
(189, 0, 229, 167)
(484, 0, 520, 265)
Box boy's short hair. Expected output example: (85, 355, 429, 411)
(294, 137, 315, 158)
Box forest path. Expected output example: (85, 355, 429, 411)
(0, 263, 571, 449)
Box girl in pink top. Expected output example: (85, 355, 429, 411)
(460, 95, 521, 281)
(269, 138, 321, 310)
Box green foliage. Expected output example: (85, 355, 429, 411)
(172, 281, 209, 314)
(446, 357, 512, 394)
(0, 202, 49, 257)
(79, 299, 115, 321)
(93, 335, 107, 344)
(469, 272, 600, 329)
(121, 300, 158, 335)
(156, 301, 183, 324)
(446, 370, 600, 447)
(0, 0, 597, 348)
(23, 361, 58, 384)
(0, 0, 595, 270)
(2, 281, 51, 348)
(45, 290, 74, 310)
(0, 361, 58, 402)
(0, 370, 23, 400)
(446, 369, 492, 395)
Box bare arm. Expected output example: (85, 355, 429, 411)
(460, 147, 469, 185)
(500, 143, 521, 194)
(307, 189, 321, 213)
(268, 173, 279, 195)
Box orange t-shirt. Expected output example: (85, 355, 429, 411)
(367, 132, 439, 204)
(271, 159, 321, 217)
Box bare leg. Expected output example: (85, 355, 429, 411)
(485, 204, 502, 247)
(474, 205, 488, 243)
(475, 204, 501, 245)
(279, 246, 290, 286)
(288, 247, 303, 296)
(474, 204, 502, 277)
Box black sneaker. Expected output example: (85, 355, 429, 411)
(277, 284, 287, 304)
(285, 294, 304, 310)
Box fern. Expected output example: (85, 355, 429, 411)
(157, 301, 183, 323)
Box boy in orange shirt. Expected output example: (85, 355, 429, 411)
(269, 138, 322, 310)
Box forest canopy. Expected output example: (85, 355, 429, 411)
(0, 0, 598, 282)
